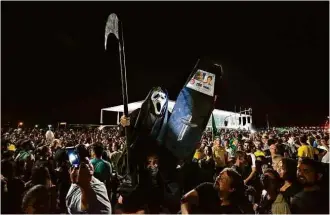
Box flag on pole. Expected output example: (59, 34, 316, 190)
(105, 13, 119, 48)
(211, 113, 217, 140)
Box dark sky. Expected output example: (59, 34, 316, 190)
(1, 1, 329, 128)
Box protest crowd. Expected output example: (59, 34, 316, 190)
(1, 124, 329, 214)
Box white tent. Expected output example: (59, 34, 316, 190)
(101, 100, 252, 130)
(101, 100, 176, 114)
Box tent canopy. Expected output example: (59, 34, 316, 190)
(101, 100, 252, 129)
(102, 100, 249, 116)
(102, 100, 176, 113)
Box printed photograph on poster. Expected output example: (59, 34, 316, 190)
(193, 71, 205, 82)
(203, 75, 213, 86)
(187, 69, 215, 96)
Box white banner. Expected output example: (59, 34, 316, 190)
(186, 69, 215, 96)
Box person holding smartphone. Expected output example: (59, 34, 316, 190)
(66, 149, 112, 214)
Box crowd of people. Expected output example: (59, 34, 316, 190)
(1, 125, 329, 214)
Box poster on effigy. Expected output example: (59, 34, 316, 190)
(164, 60, 221, 160)
(186, 69, 215, 97)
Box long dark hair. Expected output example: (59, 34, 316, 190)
(22, 185, 50, 214)
(204, 146, 213, 157)
(224, 168, 253, 213)
(31, 165, 51, 186)
(223, 168, 245, 205)
(262, 168, 283, 192)
(281, 158, 298, 183)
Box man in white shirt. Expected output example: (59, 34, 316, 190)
(321, 151, 329, 163)
(320, 138, 329, 163)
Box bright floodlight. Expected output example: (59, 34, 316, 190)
(19, 122, 23, 126)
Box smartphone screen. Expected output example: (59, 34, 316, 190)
(66, 147, 80, 168)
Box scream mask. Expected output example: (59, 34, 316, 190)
(151, 88, 167, 116)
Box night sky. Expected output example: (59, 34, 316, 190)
(2, 1, 329, 128)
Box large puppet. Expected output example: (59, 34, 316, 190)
(118, 86, 170, 185)
(104, 13, 174, 189)
(104, 13, 222, 211)
(117, 62, 222, 215)
(119, 59, 222, 180)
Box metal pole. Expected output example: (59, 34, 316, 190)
(100, 109, 103, 124)
(104, 14, 131, 179)
(118, 21, 130, 177)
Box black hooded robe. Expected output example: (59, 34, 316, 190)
(117, 87, 170, 185)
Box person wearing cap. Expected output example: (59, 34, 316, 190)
(7, 143, 16, 152)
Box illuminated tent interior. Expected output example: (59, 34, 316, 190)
(101, 100, 252, 130)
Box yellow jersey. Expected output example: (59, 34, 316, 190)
(254, 150, 265, 157)
(298, 145, 314, 159)
(193, 149, 205, 160)
(212, 145, 227, 167)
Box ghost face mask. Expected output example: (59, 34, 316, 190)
(151, 89, 167, 116)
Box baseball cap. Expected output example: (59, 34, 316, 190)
(7, 144, 16, 151)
